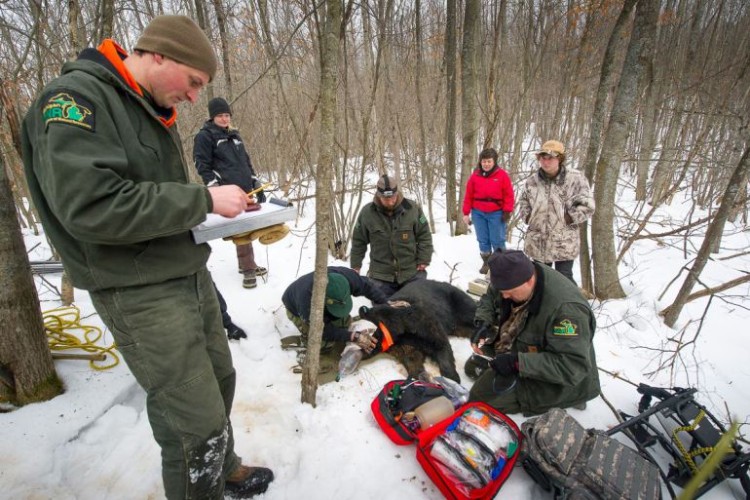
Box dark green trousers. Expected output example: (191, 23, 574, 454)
(91, 267, 241, 499)
(467, 369, 524, 415)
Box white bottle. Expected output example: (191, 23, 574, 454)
(337, 343, 364, 381)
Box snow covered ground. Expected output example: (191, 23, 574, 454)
(2, 185, 749, 499)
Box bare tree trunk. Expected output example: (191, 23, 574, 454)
(649, 104, 683, 205)
(193, 0, 215, 101)
(482, 0, 506, 148)
(301, 0, 341, 406)
(592, 0, 658, 299)
(579, 0, 637, 293)
(635, 72, 657, 201)
(67, 0, 81, 60)
(662, 143, 750, 327)
(0, 152, 63, 405)
(444, 0, 458, 234)
(414, 0, 434, 230)
(211, 0, 232, 98)
(457, 0, 480, 237)
(98, 0, 115, 41)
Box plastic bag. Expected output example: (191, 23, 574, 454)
(337, 343, 364, 380)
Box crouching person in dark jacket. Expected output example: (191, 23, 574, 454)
(464, 250, 600, 415)
(281, 266, 389, 381)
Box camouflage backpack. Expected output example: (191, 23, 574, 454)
(521, 408, 662, 500)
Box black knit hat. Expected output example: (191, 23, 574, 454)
(208, 97, 231, 119)
(488, 250, 535, 290)
(134, 15, 217, 81)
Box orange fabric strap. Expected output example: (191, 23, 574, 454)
(378, 322, 395, 352)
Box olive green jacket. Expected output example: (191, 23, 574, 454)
(476, 263, 600, 414)
(21, 48, 212, 291)
(350, 196, 433, 284)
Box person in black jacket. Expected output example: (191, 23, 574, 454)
(194, 97, 267, 289)
(281, 267, 390, 377)
(213, 282, 246, 340)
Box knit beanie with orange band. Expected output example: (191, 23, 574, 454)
(134, 15, 218, 81)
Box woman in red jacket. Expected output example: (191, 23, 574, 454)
(462, 148, 515, 273)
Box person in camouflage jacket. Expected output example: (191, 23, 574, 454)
(465, 251, 600, 416)
(517, 140, 594, 283)
(350, 174, 433, 297)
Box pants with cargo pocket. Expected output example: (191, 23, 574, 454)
(285, 309, 348, 383)
(467, 368, 523, 415)
(90, 267, 241, 499)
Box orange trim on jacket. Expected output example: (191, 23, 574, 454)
(97, 39, 177, 127)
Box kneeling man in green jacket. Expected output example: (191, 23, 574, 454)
(464, 250, 600, 415)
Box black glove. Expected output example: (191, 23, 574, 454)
(251, 177, 266, 203)
(464, 353, 492, 380)
(471, 323, 492, 346)
(490, 353, 519, 376)
(226, 323, 247, 340)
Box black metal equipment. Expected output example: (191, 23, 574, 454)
(607, 384, 750, 499)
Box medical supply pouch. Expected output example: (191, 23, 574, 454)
(371, 378, 450, 444)
(372, 379, 522, 499)
(521, 408, 662, 500)
(416, 402, 522, 499)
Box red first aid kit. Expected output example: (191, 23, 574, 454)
(371, 379, 523, 500)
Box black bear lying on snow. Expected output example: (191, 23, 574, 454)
(359, 279, 476, 382)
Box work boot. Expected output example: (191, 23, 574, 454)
(242, 271, 257, 289)
(226, 323, 247, 340)
(225, 465, 274, 498)
(479, 252, 491, 274)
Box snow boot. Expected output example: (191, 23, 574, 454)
(225, 465, 274, 498)
(238, 266, 267, 277)
(242, 270, 257, 289)
(479, 252, 491, 274)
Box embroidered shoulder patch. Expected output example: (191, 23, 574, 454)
(42, 91, 95, 131)
(553, 319, 578, 336)
(419, 214, 427, 224)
